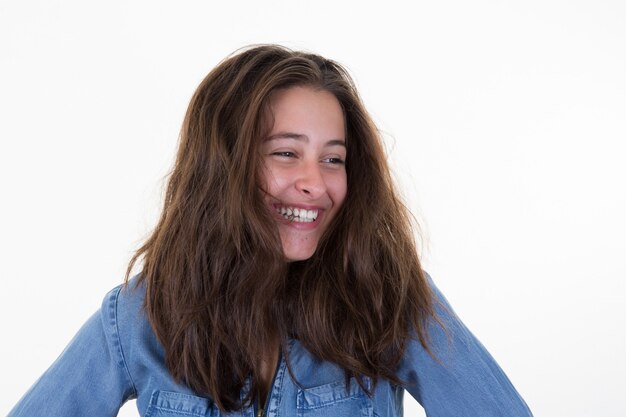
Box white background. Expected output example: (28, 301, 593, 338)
(1, 1, 625, 416)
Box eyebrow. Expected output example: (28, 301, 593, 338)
(266, 132, 346, 148)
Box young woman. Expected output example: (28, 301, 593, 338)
(9, 45, 533, 417)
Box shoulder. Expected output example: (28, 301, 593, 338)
(101, 274, 147, 323)
(99, 274, 151, 345)
(99, 274, 165, 391)
(399, 270, 534, 416)
(100, 274, 193, 413)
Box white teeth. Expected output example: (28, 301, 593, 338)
(276, 205, 318, 222)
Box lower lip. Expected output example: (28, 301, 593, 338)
(274, 210, 324, 230)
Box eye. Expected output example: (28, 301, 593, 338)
(322, 156, 345, 165)
(271, 151, 296, 158)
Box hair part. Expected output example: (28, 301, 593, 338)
(125, 44, 437, 411)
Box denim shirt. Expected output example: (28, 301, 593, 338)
(8, 272, 533, 417)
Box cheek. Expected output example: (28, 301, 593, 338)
(328, 173, 348, 207)
(260, 165, 283, 195)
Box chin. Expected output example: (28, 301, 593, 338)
(283, 246, 316, 262)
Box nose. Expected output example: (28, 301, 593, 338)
(294, 161, 326, 198)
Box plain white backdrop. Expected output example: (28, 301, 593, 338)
(1, 1, 624, 416)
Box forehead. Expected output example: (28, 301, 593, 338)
(267, 86, 345, 137)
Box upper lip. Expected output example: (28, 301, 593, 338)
(272, 202, 327, 211)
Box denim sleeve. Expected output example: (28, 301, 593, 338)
(397, 273, 534, 417)
(8, 285, 136, 417)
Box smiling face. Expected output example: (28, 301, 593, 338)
(260, 86, 348, 261)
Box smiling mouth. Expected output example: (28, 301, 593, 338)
(275, 205, 319, 223)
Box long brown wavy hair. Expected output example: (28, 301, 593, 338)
(125, 44, 436, 411)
